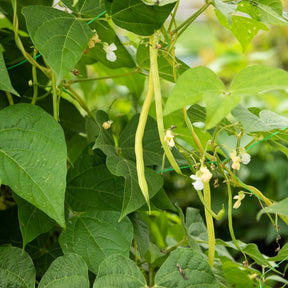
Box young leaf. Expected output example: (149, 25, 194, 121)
(163, 66, 225, 116)
(230, 65, 288, 96)
(105, 0, 175, 36)
(0, 246, 35, 288)
(0, 50, 19, 96)
(62, 0, 106, 17)
(14, 194, 55, 248)
(22, 6, 93, 84)
(93, 254, 147, 288)
(0, 104, 67, 227)
(154, 247, 219, 287)
(59, 210, 133, 274)
(38, 254, 89, 288)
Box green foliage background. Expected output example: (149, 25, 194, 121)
(1, 0, 288, 287)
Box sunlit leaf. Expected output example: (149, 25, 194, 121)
(62, 0, 106, 17)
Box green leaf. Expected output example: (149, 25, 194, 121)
(237, 0, 288, 25)
(154, 247, 219, 287)
(257, 197, 288, 220)
(38, 254, 89, 288)
(215, 11, 268, 50)
(106, 155, 163, 220)
(59, 210, 133, 274)
(86, 20, 135, 68)
(0, 104, 66, 227)
(14, 194, 55, 248)
(213, 0, 237, 22)
(0, 246, 35, 288)
(119, 114, 163, 166)
(62, 0, 106, 17)
(204, 90, 240, 129)
(0, 49, 19, 96)
(164, 66, 225, 116)
(93, 255, 147, 288)
(230, 65, 288, 96)
(105, 0, 175, 36)
(66, 148, 124, 212)
(136, 43, 189, 82)
(22, 6, 93, 84)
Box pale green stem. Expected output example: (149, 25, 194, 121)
(203, 181, 215, 268)
(150, 33, 181, 175)
(5, 92, 14, 105)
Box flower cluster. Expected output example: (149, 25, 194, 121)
(190, 166, 213, 191)
(229, 148, 251, 170)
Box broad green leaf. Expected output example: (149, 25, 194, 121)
(257, 197, 288, 220)
(164, 66, 225, 116)
(237, 0, 288, 25)
(22, 6, 93, 84)
(66, 147, 124, 212)
(155, 247, 219, 287)
(14, 194, 55, 248)
(119, 114, 163, 166)
(86, 20, 135, 68)
(38, 254, 89, 288)
(136, 43, 189, 82)
(106, 155, 163, 220)
(0, 104, 66, 227)
(204, 90, 240, 129)
(230, 65, 288, 96)
(258, 110, 288, 129)
(62, 0, 106, 17)
(105, 0, 175, 36)
(0, 246, 35, 288)
(93, 255, 147, 288)
(269, 242, 288, 261)
(0, 49, 19, 96)
(215, 11, 268, 50)
(59, 210, 133, 274)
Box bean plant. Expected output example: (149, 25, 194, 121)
(1, 0, 288, 287)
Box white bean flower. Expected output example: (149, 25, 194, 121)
(190, 173, 204, 191)
(229, 150, 241, 170)
(164, 129, 175, 148)
(190, 166, 212, 191)
(103, 42, 117, 62)
(233, 191, 245, 209)
(239, 148, 251, 165)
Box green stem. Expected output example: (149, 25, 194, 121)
(135, 48, 155, 211)
(31, 49, 38, 104)
(150, 33, 181, 175)
(203, 182, 215, 268)
(5, 92, 14, 105)
(172, 2, 211, 37)
(52, 72, 59, 121)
